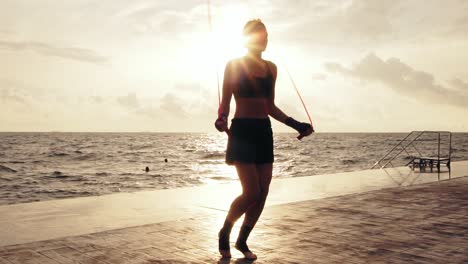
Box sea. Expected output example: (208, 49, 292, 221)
(0, 132, 467, 205)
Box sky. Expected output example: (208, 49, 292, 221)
(1, 0, 467, 132)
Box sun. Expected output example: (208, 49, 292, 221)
(208, 5, 249, 64)
(185, 5, 249, 75)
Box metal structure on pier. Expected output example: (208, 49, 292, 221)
(371, 131, 452, 179)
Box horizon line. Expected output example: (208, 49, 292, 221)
(0, 131, 466, 134)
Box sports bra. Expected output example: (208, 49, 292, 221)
(234, 61, 273, 98)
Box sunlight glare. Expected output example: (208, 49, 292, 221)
(187, 4, 249, 75)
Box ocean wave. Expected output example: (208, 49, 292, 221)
(210, 176, 232, 181)
(452, 148, 467, 152)
(133, 144, 153, 150)
(43, 172, 84, 182)
(327, 145, 345, 150)
(75, 153, 97, 161)
(1, 161, 25, 164)
(118, 175, 136, 181)
(46, 171, 70, 178)
(201, 152, 225, 159)
(198, 160, 219, 165)
(48, 152, 69, 157)
(0, 176, 13, 181)
(37, 189, 94, 196)
(341, 159, 358, 165)
(0, 165, 16, 173)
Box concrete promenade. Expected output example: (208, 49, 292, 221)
(0, 162, 467, 263)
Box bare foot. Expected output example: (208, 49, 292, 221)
(235, 244, 257, 260)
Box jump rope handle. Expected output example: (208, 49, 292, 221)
(296, 125, 314, 140)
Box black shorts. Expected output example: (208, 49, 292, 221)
(225, 118, 274, 165)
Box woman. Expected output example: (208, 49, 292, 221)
(214, 19, 314, 260)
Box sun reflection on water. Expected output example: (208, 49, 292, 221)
(192, 133, 238, 184)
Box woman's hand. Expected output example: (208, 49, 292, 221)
(285, 117, 314, 139)
(298, 125, 314, 139)
(214, 114, 228, 132)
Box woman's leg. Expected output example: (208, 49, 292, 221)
(219, 162, 260, 258)
(234, 163, 273, 260)
(226, 162, 261, 222)
(242, 163, 273, 227)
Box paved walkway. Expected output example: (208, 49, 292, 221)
(3, 161, 467, 247)
(1, 176, 467, 263)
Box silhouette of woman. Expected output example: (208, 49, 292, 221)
(214, 19, 314, 260)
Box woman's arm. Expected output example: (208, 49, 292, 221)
(269, 103, 289, 123)
(266, 62, 288, 123)
(218, 61, 234, 116)
(267, 61, 314, 137)
(214, 60, 235, 133)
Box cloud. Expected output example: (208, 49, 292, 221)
(173, 82, 210, 97)
(267, 0, 468, 48)
(324, 0, 396, 39)
(450, 78, 468, 91)
(117, 93, 139, 109)
(325, 53, 468, 108)
(0, 78, 49, 105)
(115, 2, 205, 36)
(428, 1, 468, 39)
(0, 88, 28, 104)
(89, 96, 103, 104)
(115, 92, 190, 120)
(311, 73, 327, 81)
(134, 105, 161, 120)
(0, 39, 108, 64)
(0, 29, 13, 35)
(267, 0, 401, 46)
(160, 93, 188, 118)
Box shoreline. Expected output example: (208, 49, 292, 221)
(1, 160, 467, 247)
(2, 158, 468, 207)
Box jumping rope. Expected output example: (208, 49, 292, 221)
(206, 0, 221, 106)
(207, 0, 231, 137)
(206, 1, 313, 140)
(282, 64, 314, 140)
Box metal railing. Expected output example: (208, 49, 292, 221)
(371, 131, 452, 176)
